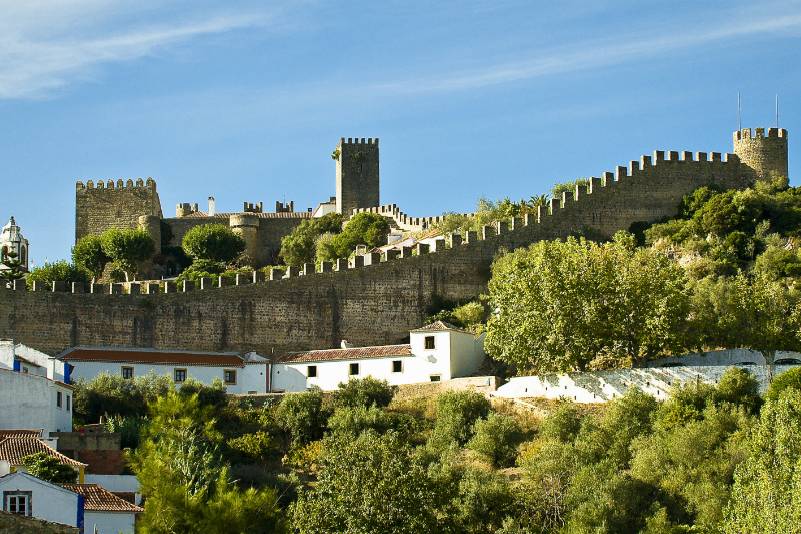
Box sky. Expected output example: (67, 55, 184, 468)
(1, 0, 800, 265)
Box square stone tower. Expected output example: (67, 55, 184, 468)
(335, 137, 379, 216)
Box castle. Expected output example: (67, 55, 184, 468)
(0, 126, 790, 357)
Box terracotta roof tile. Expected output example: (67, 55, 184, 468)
(0, 430, 42, 439)
(59, 347, 247, 367)
(60, 484, 143, 513)
(412, 320, 468, 333)
(0, 437, 87, 468)
(281, 344, 412, 363)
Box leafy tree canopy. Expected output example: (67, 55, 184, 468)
(182, 224, 245, 264)
(72, 235, 110, 280)
(279, 213, 343, 266)
(21, 453, 78, 484)
(100, 228, 154, 281)
(316, 212, 390, 263)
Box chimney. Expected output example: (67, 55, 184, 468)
(208, 196, 216, 216)
(340, 340, 354, 349)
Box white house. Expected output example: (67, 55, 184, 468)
(58, 347, 270, 394)
(0, 367, 74, 435)
(0, 472, 142, 534)
(0, 472, 82, 529)
(0, 340, 71, 382)
(271, 321, 486, 392)
(61, 482, 142, 534)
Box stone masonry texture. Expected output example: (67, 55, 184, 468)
(7, 130, 785, 357)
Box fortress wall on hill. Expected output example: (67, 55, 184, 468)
(6, 152, 751, 356)
(75, 179, 163, 242)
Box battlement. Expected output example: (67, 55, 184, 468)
(76, 177, 156, 190)
(338, 137, 379, 146)
(351, 204, 471, 232)
(734, 127, 788, 140)
(176, 203, 200, 217)
(243, 202, 264, 213)
(275, 201, 295, 213)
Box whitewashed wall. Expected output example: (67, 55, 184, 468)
(0, 473, 81, 527)
(68, 361, 268, 394)
(0, 341, 67, 381)
(0, 369, 72, 433)
(495, 363, 799, 403)
(85, 511, 136, 534)
(272, 330, 486, 392)
(646, 348, 801, 367)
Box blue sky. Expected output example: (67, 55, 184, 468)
(1, 0, 800, 265)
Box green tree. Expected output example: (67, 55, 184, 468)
(466, 413, 523, 467)
(21, 453, 78, 483)
(290, 431, 443, 534)
(72, 372, 173, 424)
(332, 376, 394, 409)
(723, 390, 801, 533)
(485, 236, 691, 372)
(26, 260, 89, 288)
(765, 367, 801, 402)
(279, 213, 343, 266)
(182, 224, 245, 264)
(429, 390, 490, 448)
(327, 405, 416, 438)
(316, 212, 390, 263)
(72, 235, 110, 281)
(0, 249, 25, 285)
(100, 228, 155, 281)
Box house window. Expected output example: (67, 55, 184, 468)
(121, 366, 134, 380)
(174, 369, 187, 383)
(307, 365, 317, 378)
(349, 363, 360, 376)
(392, 360, 403, 373)
(224, 369, 237, 385)
(424, 336, 436, 350)
(4, 491, 31, 516)
(429, 374, 441, 382)
(66, 395, 71, 412)
(56, 391, 62, 408)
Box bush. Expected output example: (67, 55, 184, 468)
(429, 390, 491, 448)
(182, 224, 245, 263)
(103, 415, 147, 449)
(275, 389, 326, 446)
(714, 367, 761, 414)
(765, 367, 801, 402)
(328, 405, 416, 438)
(26, 260, 89, 288)
(227, 431, 272, 462)
(73, 372, 173, 424)
(21, 453, 77, 483)
(332, 377, 394, 409)
(467, 413, 524, 467)
(539, 401, 584, 443)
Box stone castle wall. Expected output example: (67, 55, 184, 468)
(74, 179, 162, 242)
(3, 147, 755, 356)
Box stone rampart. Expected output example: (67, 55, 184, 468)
(5, 149, 753, 356)
(75, 178, 162, 242)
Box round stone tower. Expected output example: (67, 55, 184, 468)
(733, 127, 789, 183)
(229, 213, 260, 263)
(138, 215, 162, 255)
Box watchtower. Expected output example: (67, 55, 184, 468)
(733, 127, 789, 183)
(335, 137, 379, 216)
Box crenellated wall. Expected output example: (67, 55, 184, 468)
(3, 145, 758, 356)
(75, 178, 162, 242)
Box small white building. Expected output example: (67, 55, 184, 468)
(0, 340, 70, 382)
(0, 216, 29, 273)
(272, 321, 486, 392)
(58, 347, 270, 394)
(0, 472, 142, 533)
(62, 482, 142, 534)
(0, 472, 83, 528)
(0, 368, 74, 435)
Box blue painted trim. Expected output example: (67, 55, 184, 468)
(12, 360, 20, 372)
(64, 364, 73, 384)
(77, 494, 85, 533)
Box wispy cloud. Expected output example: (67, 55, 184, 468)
(371, 8, 801, 95)
(0, 3, 271, 99)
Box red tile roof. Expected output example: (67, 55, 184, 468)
(281, 344, 412, 363)
(60, 484, 143, 513)
(0, 430, 42, 439)
(412, 320, 469, 334)
(59, 347, 247, 367)
(0, 437, 87, 468)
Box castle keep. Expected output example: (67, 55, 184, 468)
(2, 127, 790, 356)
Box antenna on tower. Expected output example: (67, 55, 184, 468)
(737, 92, 742, 131)
(776, 94, 779, 128)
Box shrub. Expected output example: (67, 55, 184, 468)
(332, 376, 394, 409)
(103, 415, 147, 449)
(26, 260, 89, 288)
(765, 367, 801, 402)
(21, 453, 77, 483)
(539, 401, 583, 443)
(182, 224, 245, 263)
(275, 389, 326, 446)
(714, 367, 761, 413)
(73, 372, 173, 424)
(467, 413, 524, 467)
(328, 405, 416, 438)
(227, 431, 272, 462)
(429, 390, 491, 448)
